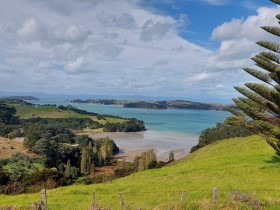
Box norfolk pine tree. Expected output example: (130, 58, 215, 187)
(228, 0, 280, 155)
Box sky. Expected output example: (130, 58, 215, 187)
(0, 0, 279, 103)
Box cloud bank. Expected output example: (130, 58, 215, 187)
(0, 0, 279, 102)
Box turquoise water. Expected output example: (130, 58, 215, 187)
(30, 98, 231, 135)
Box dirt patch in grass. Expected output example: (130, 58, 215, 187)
(0, 137, 38, 159)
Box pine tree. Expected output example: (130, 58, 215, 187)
(80, 147, 91, 175)
(229, 0, 280, 155)
(65, 159, 71, 178)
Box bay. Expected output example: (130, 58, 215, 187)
(30, 98, 231, 160)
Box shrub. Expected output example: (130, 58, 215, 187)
(191, 122, 252, 152)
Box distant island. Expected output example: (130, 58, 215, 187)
(0, 96, 39, 100)
(71, 99, 235, 111)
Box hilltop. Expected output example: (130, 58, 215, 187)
(1, 135, 280, 209)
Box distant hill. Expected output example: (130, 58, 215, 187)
(71, 99, 235, 111)
(0, 96, 39, 100)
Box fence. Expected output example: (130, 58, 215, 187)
(1, 187, 276, 209)
(30, 187, 232, 210)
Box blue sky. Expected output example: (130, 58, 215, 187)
(0, 0, 279, 103)
(140, 0, 272, 48)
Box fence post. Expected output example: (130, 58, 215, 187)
(212, 187, 218, 203)
(119, 192, 125, 210)
(89, 192, 95, 210)
(41, 189, 47, 210)
(181, 191, 185, 202)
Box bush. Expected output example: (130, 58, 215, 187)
(0, 124, 21, 137)
(23, 169, 65, 190)
(114, 162, 134, 178)
(104, 118, 145, 132)
(8, 129, 22, 139)
(0, 169, 10, 185)
(191, 122, 253, 152)
(80, 174, 115, 185)
(88, 121, 103, 130)
(0, 104, 20, 125)
(147, 160, 158, 169)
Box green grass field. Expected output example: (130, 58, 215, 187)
(13, 105, 86, 119)
(11, 105, 126, 125)
(1, 135, 280, 209)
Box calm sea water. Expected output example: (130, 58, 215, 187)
(30, 98, 231, 136)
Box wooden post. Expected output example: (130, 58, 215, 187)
(119, 192, 125, 210)
(41, 189, 47, 210)
(212, 187, 218, 203)
(89, 192, 95, 210)
(181, 191, 185, 202)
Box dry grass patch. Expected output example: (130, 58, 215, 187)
(0, 137, 37, 159)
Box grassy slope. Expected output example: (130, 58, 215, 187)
(14, 105, 85, 119)
(12, 105, 125, 124)
(1, 135, 280, 209)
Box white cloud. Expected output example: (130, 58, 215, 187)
(205, 6, 280, 73)
(202, 0, 230, 6)
(212, 6, 279, 41)
(1, 16, 91, 45)
(242, 0, 258, 10)
(97, 13, 136, 29)
(65, 57, 85, 74)
(192, 73, 210, 81)
(0, 0, 212, 99)
(140, 19, 175, 42)
(196, 5, 280, 101)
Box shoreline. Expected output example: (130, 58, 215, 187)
(88, 130, 199, 162)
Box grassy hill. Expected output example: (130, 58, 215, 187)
(10, 104, 125, 124)
(1, 135, 280, 209)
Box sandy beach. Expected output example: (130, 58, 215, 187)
(89, 130, 198, 162)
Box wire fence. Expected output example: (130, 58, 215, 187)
(1, 187, 280, 209)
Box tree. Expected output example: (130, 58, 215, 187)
(229, 0, 280, 155)
(33, 139, 62, 167)
(80, 147, 91, 175)
(65, 159, 71, 178)
(168, 151, 175, 162)
(134, 150, 158, 171)
(23, 123, 49, 149)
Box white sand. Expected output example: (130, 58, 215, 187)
(89, 130, 198, 162)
